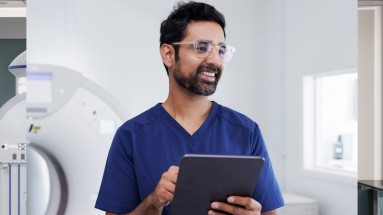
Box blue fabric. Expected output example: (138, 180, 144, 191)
(95, 102, 284, 214)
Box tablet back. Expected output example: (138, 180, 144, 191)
(170, 154, 264, 215)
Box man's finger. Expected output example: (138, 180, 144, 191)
(168, 166, 179, 174)
(228, 196, 261, 210)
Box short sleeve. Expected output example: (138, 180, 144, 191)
(95, 128, 140, 214)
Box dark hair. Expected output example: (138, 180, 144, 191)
(160, 1, 226, 73)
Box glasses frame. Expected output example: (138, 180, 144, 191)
(171, 40, 235, 62)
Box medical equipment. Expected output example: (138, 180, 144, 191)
(27, 64, 128, 214)
(0, 51, 27, 215)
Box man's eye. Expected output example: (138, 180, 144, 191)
(219, 46, 226, 55)
(196, 42, 210, 53)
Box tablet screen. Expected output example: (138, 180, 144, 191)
(170, 154, 264, 215)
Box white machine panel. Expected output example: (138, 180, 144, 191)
(26, 64, 128, 215)
(0, 143, 27, 163)
(0, 94, 27, 215)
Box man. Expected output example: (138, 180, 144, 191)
(95, 1, 284, 215)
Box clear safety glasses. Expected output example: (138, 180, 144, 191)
(171, 40, 236, 62)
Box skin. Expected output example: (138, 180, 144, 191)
(106, 21, 278, 215)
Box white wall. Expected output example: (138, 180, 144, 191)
(28, 1, 357, 214)
(284, 0, 357, 215)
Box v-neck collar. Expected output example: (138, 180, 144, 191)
(156, 101, 219, 140)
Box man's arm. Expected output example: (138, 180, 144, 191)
(104, 166, 178, 215)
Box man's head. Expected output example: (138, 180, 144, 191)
(160, 1, 233, 96)
(160, 1, 226, 72)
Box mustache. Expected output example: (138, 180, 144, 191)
(198, 64, 222, 74)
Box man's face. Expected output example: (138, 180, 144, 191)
(171, 21, 225, 96)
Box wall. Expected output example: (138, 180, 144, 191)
(284, 0, 357, 215)
(28, 1, 357, 215)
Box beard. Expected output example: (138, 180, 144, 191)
(172, 62, 222, 96)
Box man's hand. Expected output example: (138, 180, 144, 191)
(106, 166, 179, 215)
(148, 166, 179, 209)
(208, 196, 262, 215)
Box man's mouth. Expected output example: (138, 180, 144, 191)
(199, 70, 219, 83)
(201, 71, 216, 77)
(197, 64, 221, 83)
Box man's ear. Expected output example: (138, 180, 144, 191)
(160, 44, 175, 68)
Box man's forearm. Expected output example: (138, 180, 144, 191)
(105, 166, 177, 215)
(129, 194, 163, 215)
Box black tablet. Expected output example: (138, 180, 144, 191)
(170, 154, 264, 215)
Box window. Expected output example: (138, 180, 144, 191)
(303, 69, 357, 176)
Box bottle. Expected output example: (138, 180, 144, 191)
(333, 135, 343, 160)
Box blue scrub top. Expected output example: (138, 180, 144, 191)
(95, 102, 284, 214)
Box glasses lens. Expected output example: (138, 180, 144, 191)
(223, 45, 235, 62)
(187, 40, 235, 62)
(195, 41, 211, 54)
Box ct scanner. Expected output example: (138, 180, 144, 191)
(0, 50, 129, 214)
(26, 63, 128, 214)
